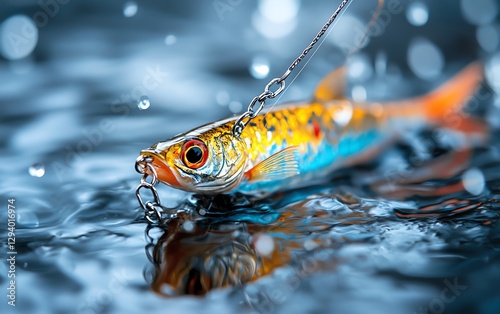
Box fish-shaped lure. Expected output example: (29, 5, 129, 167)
(140, 63, 484, 194)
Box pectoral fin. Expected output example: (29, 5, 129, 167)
(313, 67, 346, 102)
(244, 146, 300, 182)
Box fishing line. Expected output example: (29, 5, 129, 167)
(262, 0, 385, 119)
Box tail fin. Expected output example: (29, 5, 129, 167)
(421, 62, 483, 123)
(386, 62, 486, 134)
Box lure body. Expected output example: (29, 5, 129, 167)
(140, 63, 483, 195)
(235, 100, 385, 193)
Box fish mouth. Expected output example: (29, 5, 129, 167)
(140, 149, 181, 188)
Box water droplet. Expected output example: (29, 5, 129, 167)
(462, 168, 485, 195)
(123, 1, 138, 18)
(347, 53, 373, 82)
(254, 234, 274, 256)
(408, 38, 444, 80)
(0, 15, 38, 60)
(29, 163, 45, 177)
(460, 0, 498, 26)
(477, 25, 499, 52)
(258, 0, 300, 23)
(249, 56, 270, 79)
(183, 221, 194, 232)
(137, 96, 150, 110)
(406, 1, 429, 26)
(229, 101, 242, 113)
(216, 90, 230, 106)
(351, 85, 367, 102)
(199, 209, 206, 215)
(164, 34, 177, 45)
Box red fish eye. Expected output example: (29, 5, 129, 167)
(181, 139, 208, 169)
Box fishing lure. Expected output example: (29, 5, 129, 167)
(134, 0, 485, 224)
(138, 62, 484, 195)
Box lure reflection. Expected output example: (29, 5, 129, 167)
(140, 63, 487, 195)
(148, 195, 349, 296)
(147, 172, 492, 296)
(149, 212, 291, 296)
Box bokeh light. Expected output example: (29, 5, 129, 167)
(0, 15, 38, 60)
(461, 0, 498, 26)
(406, 1, 429, 27)
(407, 37, 444, 80)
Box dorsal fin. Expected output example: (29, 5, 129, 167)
(313, 67, 346, 102)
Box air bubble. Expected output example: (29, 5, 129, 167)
(137, 96, 150, 110)
(29, 163, 45, 177)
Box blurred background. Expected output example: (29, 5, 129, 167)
(1, 0, 500, 313)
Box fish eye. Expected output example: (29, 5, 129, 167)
(181, 139, 208, 169)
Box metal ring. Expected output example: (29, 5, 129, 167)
(144, 201, 163, 224)
(140, 162, 158, 186)
(246, 96, 260, 113)
(135, 183, 161, 211)
(264, 78, 285, 98)
(232, 111, 253, 137)
(135, 155, 147, 174)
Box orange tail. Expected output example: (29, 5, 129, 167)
(421, 62, 483, 124)
(387, 62, 486, 134)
